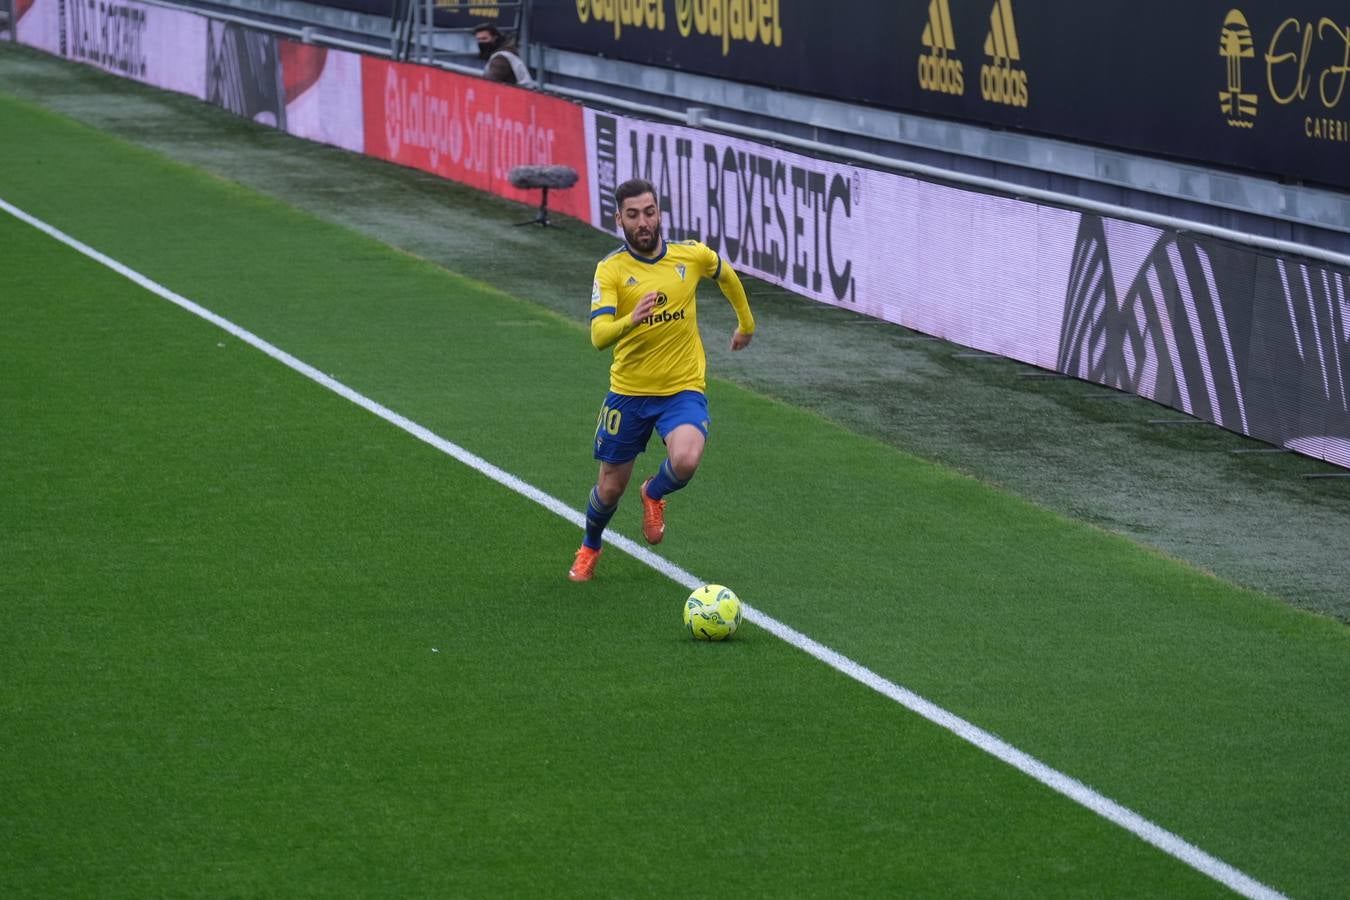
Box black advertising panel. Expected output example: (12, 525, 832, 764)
(539, 0, 859, 99)
(536, 0, 1350, 191)
(207, 20, 286, 128)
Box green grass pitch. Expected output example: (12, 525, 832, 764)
(2, 63, 1348, 898)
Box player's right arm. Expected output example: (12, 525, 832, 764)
(588, 265, 622, 349)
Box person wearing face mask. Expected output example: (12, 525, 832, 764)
(473, 23, 535, 87)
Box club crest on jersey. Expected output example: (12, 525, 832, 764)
(675, 263, 687, 281)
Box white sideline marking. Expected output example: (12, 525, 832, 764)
(2, 197, 1286, 900)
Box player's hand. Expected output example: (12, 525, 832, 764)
(630, 292, 659, 325)
(731, 330, 752, 351)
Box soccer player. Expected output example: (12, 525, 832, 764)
(568, 178, 755, 582)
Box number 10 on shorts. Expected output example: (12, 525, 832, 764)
(597, 404, 622, 437)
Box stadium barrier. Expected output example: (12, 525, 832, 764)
(10, 0, 1350, 468)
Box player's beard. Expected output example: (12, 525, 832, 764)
(623, 221, 662, 255)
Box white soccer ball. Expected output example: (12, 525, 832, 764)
(683, 584, 742, 641)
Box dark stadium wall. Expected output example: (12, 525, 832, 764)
(533, 0, 1350, 193)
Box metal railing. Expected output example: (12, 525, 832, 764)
(544, 82, 1350, 271)
(690, 111, 1350, 272)
(392, 0, 527, 66)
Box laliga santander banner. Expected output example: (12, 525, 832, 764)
(583, 109, 1077, 368)
(362, 58, 590, 219)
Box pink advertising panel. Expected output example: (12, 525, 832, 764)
(14, 0, 60, 53)
(280, 41, 364, 154)
(18, 0, 207, 99)
(582, 108, 1077, 369)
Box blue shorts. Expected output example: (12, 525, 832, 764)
(593, 390, 709, 463)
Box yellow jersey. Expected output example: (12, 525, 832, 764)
(589, 240, 754, 396)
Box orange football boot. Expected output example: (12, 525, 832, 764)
(568, 545, 601, 582)
(640, 478, 666, 545)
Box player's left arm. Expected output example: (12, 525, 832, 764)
(711, 251, 755, 351)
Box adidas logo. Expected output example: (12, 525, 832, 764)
(980, 0, 1028, 107)
(625, 276, 639, 286)
(918, 0, 964, 96)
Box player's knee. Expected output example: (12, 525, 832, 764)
(596, 481, 625, 506)
(670, 451, 701, 481)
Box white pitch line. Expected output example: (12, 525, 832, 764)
(2, 197, 1286, 900)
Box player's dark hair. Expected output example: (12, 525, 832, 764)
(473, 23, 501, 38)
(615, 178, 658, 208)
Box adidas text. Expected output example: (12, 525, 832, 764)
(919, 55, 964, 95)
(980, 64, 1028, 106)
